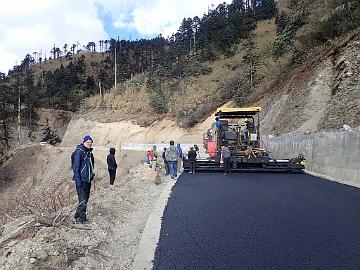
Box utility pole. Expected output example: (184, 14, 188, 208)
(16, 64, 21, 147)
(114, 37, 118, 89)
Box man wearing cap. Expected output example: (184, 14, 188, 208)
(72, 135, 95, 224)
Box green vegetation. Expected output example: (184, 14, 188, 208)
(1, 0, 360, 155)
(41, 118, 61, 145)
(273, 0, 360, 58)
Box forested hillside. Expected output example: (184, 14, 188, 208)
(1, 0, 359, 158)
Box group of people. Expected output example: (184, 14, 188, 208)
(144, 145, 158, 170)
(71, 135, 230, 225)
(161, 142, 186, 178)
(71, 135, 118, 224)
(160, 142, 200, 176)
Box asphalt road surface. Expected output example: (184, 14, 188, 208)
(153, 172, 360, 270)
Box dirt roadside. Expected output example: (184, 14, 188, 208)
(0, 146, 174, 270)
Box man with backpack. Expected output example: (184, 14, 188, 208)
(72, 135, 95, 224)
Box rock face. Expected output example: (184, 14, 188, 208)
(259, 34, 360, 136)
(320, 40, 360, 131)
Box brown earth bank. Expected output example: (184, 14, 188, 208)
(0, 144, 168, 269)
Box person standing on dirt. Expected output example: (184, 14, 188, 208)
(151, 145, 158, 171)
(165, 141, 178, 179)
(72, 135, 95, 224)
(162, 147, 169, 175)
(107, 148, 117, 186)
(221, 145, 231, 176)
(176, 143, 183, 172)
(187, 145, 197, 174)
(145, 150, 153, 165)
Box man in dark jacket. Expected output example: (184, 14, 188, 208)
(162, 147, 169, 175)
(73, 135, 95, 224)
(187, 145, 197, 174)
(107, 148, 117, 185)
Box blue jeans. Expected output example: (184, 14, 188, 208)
(168, 161, 178, 177)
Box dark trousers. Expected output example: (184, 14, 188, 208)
(224, 157, 231, 174)
(189, 160, 196, 173)
(75, 182, 91, 220)
(109, 169, 116, 185)
(164, 162, 169, 175)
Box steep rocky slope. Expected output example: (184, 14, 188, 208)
(258, 31, 360, 136)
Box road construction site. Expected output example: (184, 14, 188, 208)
(0, 108, 359, 269)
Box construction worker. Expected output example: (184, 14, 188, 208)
(194, 144, 200, 158)
(221, 145, 231, 175)
(242, 126, 248, 144)
(214, 117, 222, 146)
(187, 145, 197, 173)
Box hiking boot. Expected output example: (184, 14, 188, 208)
(76, 218, 92, 225)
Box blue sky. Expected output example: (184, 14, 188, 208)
(0, 0, 232, 74)
(101, 9, 144, 41)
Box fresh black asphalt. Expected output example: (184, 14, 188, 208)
(153, 172, 360, 270)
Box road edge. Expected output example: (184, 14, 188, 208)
(131, 177, 177, 270)
(304, 169, 360, 188)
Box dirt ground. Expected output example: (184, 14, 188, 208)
(0, 145, 171, 270)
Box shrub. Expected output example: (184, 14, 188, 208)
(41, 118, 61, 145)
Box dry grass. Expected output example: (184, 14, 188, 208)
(0, 181, 74, 226)
(80, 19, 289, 127)
(254, 19, 277, 51)
(31, 52, 106, 74)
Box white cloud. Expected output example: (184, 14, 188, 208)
(104, 0, 232, 37)
(0, 0, 108, 73)
(0, 0, 231, 74)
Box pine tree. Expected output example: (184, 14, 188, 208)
(41, 118, 61, 145)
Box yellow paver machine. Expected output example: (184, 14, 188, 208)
(184, 107, 305, 172)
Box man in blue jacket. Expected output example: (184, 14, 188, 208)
(73, 135, 95, 224)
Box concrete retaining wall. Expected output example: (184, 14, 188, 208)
(121, 143, 196, 152)
(263, 132, 360, 187)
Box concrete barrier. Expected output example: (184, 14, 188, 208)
(263, 131, 360, 187)
(121, 143, 194, 152)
